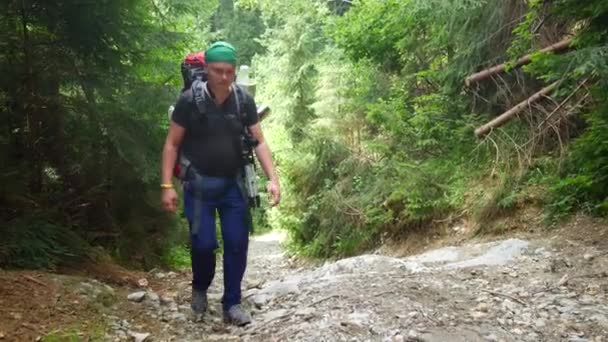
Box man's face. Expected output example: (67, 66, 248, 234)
(207, 62, 236, 90)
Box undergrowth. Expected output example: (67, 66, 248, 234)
(1, 217, 86, 270)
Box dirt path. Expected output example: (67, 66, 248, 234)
(108, 231, 306, 341)
(95, 225, 607, 342)
(235, 238, 608, 342)
(1, 221, 607, 341)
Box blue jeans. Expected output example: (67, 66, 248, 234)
(183, 176, 249, 310)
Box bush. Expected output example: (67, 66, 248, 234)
(1, 218, 86, 270)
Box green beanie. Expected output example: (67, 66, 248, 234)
(205, 41, 237, 65)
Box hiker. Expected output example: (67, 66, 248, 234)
(160, 41, 280, 326)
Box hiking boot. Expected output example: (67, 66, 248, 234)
(223, 304, 252, 326)
(191, 289, 208, 314)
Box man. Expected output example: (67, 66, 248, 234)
(160, 41, 280, 326)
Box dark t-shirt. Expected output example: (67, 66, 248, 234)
(172, 86, 259, 177)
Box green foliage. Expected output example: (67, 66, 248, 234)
(254, 0, 498, 257)
(0, 0, 223, 270)
(507, 0, 543, 60)
(212, 0, 266, 64)
(251, 0, 608, 259)
(42, 322, 107, 342)
(331, 0, 404, 70)
(518, 0, 608, 219)
(161, 244, 192, 270)
(546, 94, 608, 218)
(472, 175, 523, 225)
(1, 218, 86, 270)
(251, 201, 273, 235)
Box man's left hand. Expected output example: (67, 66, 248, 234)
(267, 179, 280, 207)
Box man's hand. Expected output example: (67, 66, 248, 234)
(162, 188, 179, 213)
(267, 179, 280, 207)
(249, 123, 280, 207)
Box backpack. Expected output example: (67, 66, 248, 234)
(172, 81, 260, 208)
(176, 50, 249, 125)
(181, 51, 208, 90)
(172, 80, 255, 181)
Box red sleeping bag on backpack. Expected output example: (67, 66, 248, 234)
(184, 52, 206, 67)
(174, 52, 207, 179)
(181, 52, 208, 89)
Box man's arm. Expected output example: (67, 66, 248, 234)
(161, 121, 186, 212)
(162, 122, 186, 184)
(248, 123, 280, 206)
(162, 92, 190, 186)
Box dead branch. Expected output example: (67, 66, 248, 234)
(23, 275, 47, 287)
(372, 290, 394, 298)
(465, 38, 572, 87)
(309, 294, 342, 307)
(522, 87, 588, 144)
(498, 129, 527, 170)
(475, 81, 560, 138)
(482, 289, 527, 306)
(548, 119, 565, 160)
(487, 135, 501, 178)
(536, 77, 590, 130)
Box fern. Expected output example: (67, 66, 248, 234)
(2, 219, 86, 270)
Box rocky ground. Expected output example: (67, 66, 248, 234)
(1, 218, 607, 341)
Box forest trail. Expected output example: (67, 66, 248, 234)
(2, 219, 608, 342)
(3, 1, 607, 341)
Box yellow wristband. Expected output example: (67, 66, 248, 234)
(160, 183, 174, 189)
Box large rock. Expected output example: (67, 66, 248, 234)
(127, 291, 146, 303)
(248, 277, 301, 306)
(406, 239, 530, 270)
(127, 331, 150, 342)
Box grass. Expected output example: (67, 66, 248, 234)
(42, 321, 107, 342)
(161, 244, 191, 270)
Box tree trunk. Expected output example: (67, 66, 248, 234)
(474, 81, 560, 138)
(465, 38, 572, 87)
(20, 0, 43, 193)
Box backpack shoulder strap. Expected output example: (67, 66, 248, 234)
(191, 79, 208, 115)
(233, 84, 248, 125)
(191, 81, 248, 127)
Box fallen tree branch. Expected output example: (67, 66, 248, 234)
(23, 275, 47, 287)
(309, 294, 342, 307)
(475, 81, 560, 138)
(482, 289, 527, 306)
(373, 290, 394, 298)
(465, 38, 572, 87)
